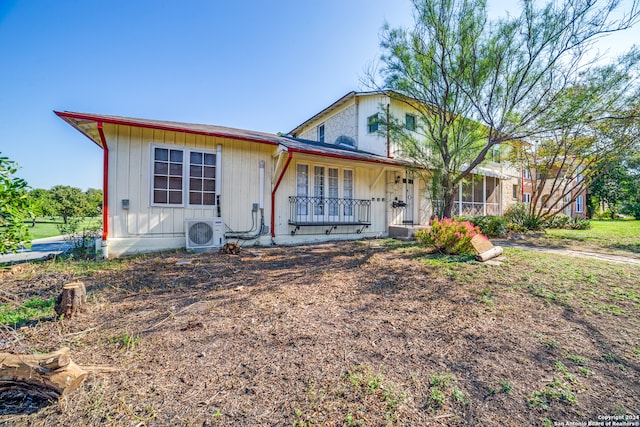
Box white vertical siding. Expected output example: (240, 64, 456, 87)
(104, 124, 275, 256)
(356, 94, 389, 156)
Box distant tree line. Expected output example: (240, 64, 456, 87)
(29, 185, 103, 224)
(589, 148, 640, 219)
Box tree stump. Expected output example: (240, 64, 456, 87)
(54, 282, 86, 319)
(0, 347, 88, 399)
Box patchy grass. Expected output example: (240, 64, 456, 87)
(524, 219, 640, 257)
(0, 297, 55, 327)
(0, 240, 638, 425)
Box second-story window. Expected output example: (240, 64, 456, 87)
(405, 114, 416, 131)
(317, 124, 325, 143)
(367, 114, 379, 133)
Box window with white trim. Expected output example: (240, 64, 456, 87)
(296, 163, 355, 220)
(296, 164, 309, 215)
(523, 168, 532, 179)
(575, 195, 583, 213)
(317, 124, 325, 143)
(152, 145, 218, 207)
(523, 193, 531, 203)
(367, 114, 379, 133)
(405, 114, 416, 131)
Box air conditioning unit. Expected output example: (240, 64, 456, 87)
(185, 218, 224, 250)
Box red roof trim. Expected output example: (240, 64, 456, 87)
(54, 111, 280, 147)
(55, 110, 409, 168)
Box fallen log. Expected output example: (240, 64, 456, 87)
(0, 347, 87, 399)
(55, 281, 86, 319)
(476, 246, 504, 262)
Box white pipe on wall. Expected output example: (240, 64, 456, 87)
(216, 145, 222, 196)
(259, 160, 265, 209)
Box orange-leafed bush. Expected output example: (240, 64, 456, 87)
(414, 217, 483, 255)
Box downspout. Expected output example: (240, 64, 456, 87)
(97, 122, 109, 243)
(270, 150, 293, 238)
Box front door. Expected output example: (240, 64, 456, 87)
(403, 171, 414, 224)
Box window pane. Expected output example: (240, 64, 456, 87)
(204, 153, 216, 165)
(190, 165, 203, 177)
(189, 192, 201, 205)
(155, 162, 168, 175)
(203, 179, 215, 191)
(169, 191, 182, 204)
(170, 150, 183, 162)
(169, 163, 182, 176)
(204, 166, 215, 178)
(154, 190, 167, 204)
(155, 148, 168, 161)
(169, 177, 182, 190)
(462, 179, 472, 202)
(190, 152, 203, 164)
(406, 114, 416, 131)
(190, 178, 202, 191)
(202, 193, 215, 205)
(474, 176, 483, 202)
(297, 164, 308, 197)
(154, 176, 167, 189)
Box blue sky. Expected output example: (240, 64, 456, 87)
(1, 0, 638, 191)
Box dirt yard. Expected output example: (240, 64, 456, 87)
(1, 241, 639, 426)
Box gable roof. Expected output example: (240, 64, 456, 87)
(288, 90, 396, 136)
(55, 111, 408, 167)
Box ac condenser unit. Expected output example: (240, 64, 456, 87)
(185, 219, 224, 250)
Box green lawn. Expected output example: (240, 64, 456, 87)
(26, 217, 102, 240)
(512, 219, 640, 257)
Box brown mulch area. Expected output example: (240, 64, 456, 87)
(1, 241, 639, 426)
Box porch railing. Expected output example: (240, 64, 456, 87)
(288, 196, 371, 226)
(452, 202, 501, 217)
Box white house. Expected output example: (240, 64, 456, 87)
(56, 111, 411, 257)
(55, 91, 521, 257)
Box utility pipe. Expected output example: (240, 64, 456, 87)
(97, 122, 109, 242)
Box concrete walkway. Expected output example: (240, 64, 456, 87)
(0, 236, 74, 265)
(493, 240, 640, 266)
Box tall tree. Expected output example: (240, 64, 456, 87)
(29, 188, 56, 222)
(376, 0, 640, 218)
(84, 188, 103, 218)
(50, 185, 89, 224)
(0, 155, 32, 254)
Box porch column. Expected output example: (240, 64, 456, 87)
(483, 176, 487, 216)
(458, 181, 462, 216)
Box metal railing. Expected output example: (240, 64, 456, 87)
(288, 196, 371, 226)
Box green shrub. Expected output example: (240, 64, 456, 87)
(459, 215, 508, 237)
(415, 218, 483, 255)
(545, 214, 571, 229)
(504, 203, 544, 231)
(568, 217, 591, 230)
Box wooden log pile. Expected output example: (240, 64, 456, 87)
(0, 347, 87, 400)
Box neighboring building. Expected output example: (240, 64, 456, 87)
(521, 167, 587, 219)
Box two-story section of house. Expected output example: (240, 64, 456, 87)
(289, 90, 523, 226)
